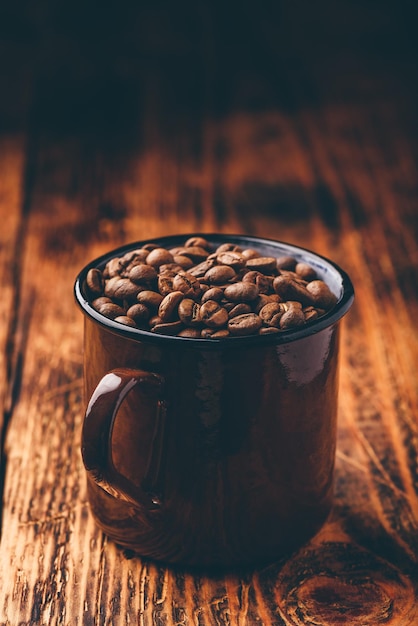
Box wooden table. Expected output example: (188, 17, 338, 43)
(1, 2, 417, 624)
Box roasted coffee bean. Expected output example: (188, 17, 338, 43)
(188, 258, 216, 277)
(205, 265, 236, 284)
(272, 275, 313, 306)
(222, 301, 234, 312)
(306, 280, 338, 309)
(272, 275, 297, 296)
(92, 296, 113, 311)
(210, 329, 230, 338)
(185, 236, 211, 250)
(88, 237, 339, 338)
(158, 273, 175, 296)
(245, 256, 277, 274)
(119, 250, 148, 275)
(95, 302, 126, 319)
(223, 282, 259, 302)
(228, 313, 262, 336)
(295, 262, 317, 281)
(104, 257, 123, 278)
(303, 306, 319, 322)
(286, 300, 303, 309)
(259, 302, 286, 327)
(172, 271, 201, 299)
(216, 251, 246, 270)
(201, 328, 215, 338)
(216, 243, 242, 253)
(158, 291, 184, 322)
(253, 293, 281, 313)
(152, 321, 183, 335)
(242, 270, 272, 294)
(146, 247, 175, 268)
(104, 277, 140, 300)
(200, 328, 230, 339)
(159, 266, 177, 277)
(91, 295, 110, 306)
(259, 326, 280, 335)
(173, 255, 195, 269)
(86, 268, 104, 296)
(121, 248, 149, 266)
(149, 314, 162, 328)
(178, 298, 201, 326)
(200, 300, 229, 328)
(280, 304, 306, 329)
(178, 328, 202, 338)
(228, 303, 252, 318)
(278, 269, 306, 281)
(201, 287, 224, 303)
(175, 246, 209, 262)
(129, 264, 158, 284)
(126, 303, 151, 324)
(241, 248, 260, 260)
(168, 246, 184, 255)
(114, 315, 137, 328)
(159, 263, 185, 274)
(136, 290, 164, 311)
(276, 255, 297, 271)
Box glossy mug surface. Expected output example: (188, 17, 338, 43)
(74, 234, 354, 568)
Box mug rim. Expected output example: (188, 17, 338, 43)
(74, 233, 354, 349)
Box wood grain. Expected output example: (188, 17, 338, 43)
(0, 136, 25, 520)
(1, 2, 418, 624)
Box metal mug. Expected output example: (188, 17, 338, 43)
(74, 234, 354, 568)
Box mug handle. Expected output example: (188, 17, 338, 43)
(81, 368, 167, 511)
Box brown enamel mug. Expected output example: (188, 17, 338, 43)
(74, 234, 354, 568)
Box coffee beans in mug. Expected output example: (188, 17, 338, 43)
(85, 237, 338, 338)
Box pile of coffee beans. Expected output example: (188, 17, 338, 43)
(85, 237, 338, 338)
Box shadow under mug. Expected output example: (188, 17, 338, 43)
(74, 234, 354, 568)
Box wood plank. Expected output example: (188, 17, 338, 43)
(0, 135, 25, 503)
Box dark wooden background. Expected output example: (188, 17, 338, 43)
(1, 1, 418, 624)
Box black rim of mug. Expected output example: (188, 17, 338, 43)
(74, 233, 355, 349)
